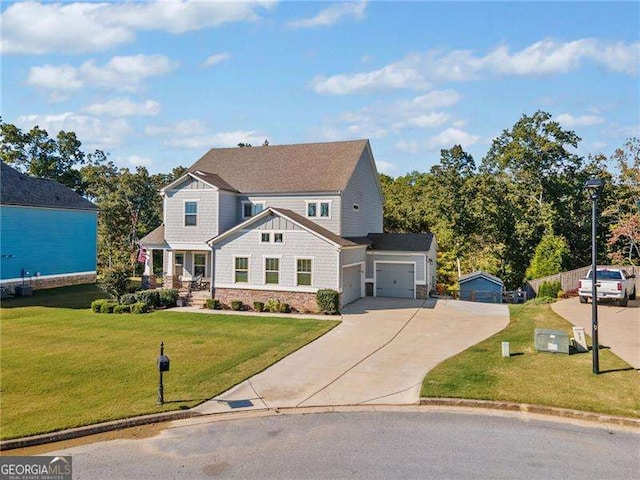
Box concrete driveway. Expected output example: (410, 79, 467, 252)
(195, 297, 509, 414)
(552, 297, 640, 369)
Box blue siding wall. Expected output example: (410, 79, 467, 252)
(1, 206, 97, 280)
(459, 277, 503, 303)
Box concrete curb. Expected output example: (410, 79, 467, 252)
(2, 399, 638, 450)
(0, 410, 200, 451)
(419, 398, 640, 428)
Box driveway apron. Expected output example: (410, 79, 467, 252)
(552, 297, 640, 369)
(195, 298, 509, 414)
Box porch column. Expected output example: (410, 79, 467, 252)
(164, 250, 176, 289)
(142, 248, 156, 289)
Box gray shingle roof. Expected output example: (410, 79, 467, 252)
(0, 162, 98, 211)
(187, 139, 370, 193)
(350, 232, 434, 252)
(139, 225, 166, 245)
(271, 208, 359, 247)
(190, 171, 239, 192)
(458, 271, 504, 286)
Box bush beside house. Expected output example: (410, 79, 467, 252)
(92, 288, 180, 314)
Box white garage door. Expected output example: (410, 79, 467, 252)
(342, 265, 362, 306)
(376, 263, 415, 299)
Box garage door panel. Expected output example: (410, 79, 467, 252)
(343, 265, 362, 306)
(376, 263, 414, 299)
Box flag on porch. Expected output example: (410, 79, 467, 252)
(137, 247, 148, 263)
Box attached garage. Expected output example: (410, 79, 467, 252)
(342, 264, 363, 306)
(375, 262, 415, 298)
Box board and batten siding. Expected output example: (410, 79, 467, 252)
(213, 216, 339, 290)
(341, 150, 384, 237)
(236, 194, 342, 235)
(164, 188, 219, 243)
(0, 205, 97, 280)
(366, 253, 427, 284)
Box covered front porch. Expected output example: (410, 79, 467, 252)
(141, 247, 212, 292)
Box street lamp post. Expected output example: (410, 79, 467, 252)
(585, 177, 603, 375)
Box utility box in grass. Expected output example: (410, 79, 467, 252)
(535, 328, 569, 354)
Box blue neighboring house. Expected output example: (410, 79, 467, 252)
(0, 162, 98, 291)
(458, 271, 504, 304)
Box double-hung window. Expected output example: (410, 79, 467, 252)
(235, 257, 248, 283)
(265, 258, 279, 285)
(296, 259, 312, 286)
(184, 201, 198, 226)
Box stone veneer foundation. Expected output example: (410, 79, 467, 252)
(214, 288, 321, 313)
(1, 273, 97, 291)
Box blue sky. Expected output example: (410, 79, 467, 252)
(2, 1, 638, 176)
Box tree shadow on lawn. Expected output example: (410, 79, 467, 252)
(0, 284, 107, 310)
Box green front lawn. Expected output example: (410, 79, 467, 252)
(422, 303, 640, 418)
(0, 285, 339, 439)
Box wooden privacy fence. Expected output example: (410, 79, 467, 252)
(525, 265, 639, 298)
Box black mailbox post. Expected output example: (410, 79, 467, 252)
(157, 341, 170, 405)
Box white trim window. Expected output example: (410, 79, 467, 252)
(242, 201, 265, 219)
(184, 201, 198, 226)
(193, 253, 206, 277)
(306, 200, 331, 218)
(296, 258, 312, 286)
(274, 232, 284, 243)
(234, 257, 249, 283)
(265, 258, 280, 285)
(261, 232, 271, 243)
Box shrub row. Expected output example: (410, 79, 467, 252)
(91, 288, 179, 315)
(203, 289, 340, 315)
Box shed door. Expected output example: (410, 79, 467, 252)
(342, 265, 362, 306)
(376, 263, 414, 299)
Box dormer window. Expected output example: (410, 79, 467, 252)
(243, 201, 265, 219)
(306, 200, 331, 219)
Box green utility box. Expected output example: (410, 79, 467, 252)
(534, 328, 570, 354)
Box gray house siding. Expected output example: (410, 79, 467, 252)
(218, 191, 238, 234)
(341, 150, 383, 237)
(339, 247, 366, 292)
(164, 188, 218, 243)
(237, 194, 341, 235)
(213, 221, 339, 290)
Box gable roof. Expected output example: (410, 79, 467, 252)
(139, 224, 166, 246)
(458, 271, 504, 286)
(161, 170, 239, 193)
(187, 139, 370, 193)
(208, 207, 359, 248)
(0, 162, 98, 211)
(345, 232, 434, 252)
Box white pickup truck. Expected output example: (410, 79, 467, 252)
(578, 268, 636, 307)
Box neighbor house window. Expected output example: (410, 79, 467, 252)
(193, 253, 206, 277)
(184, 201, 198, 226)
(297, 259, 312, 286)
(243, 202, 265, 218)
(265, 258, 279, 284)
(261, 233, 270, 243)
(274, 233, 283, 243)
(235, 257, 248, 283)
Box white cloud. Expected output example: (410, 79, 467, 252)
(84, 98, 161, 117)
(16, 112, 130, 150)
(2, 1, 275, 54)
(426, 128, 481, 150)
(201, 52, 232, 68)
(145, 120, 266, 149)
(122, 155, 153, 168)
(287, 1, 366, 29)
(556, 113, 605, 127)
(395, 140, 419, 154)
(375, 160, 397, 174)
(27, 55, 178, 96)
(310, 38, 640, 94)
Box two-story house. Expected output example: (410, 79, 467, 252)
(140, 139, 436, 311)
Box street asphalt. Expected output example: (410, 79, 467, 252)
(552, 297, 640, 369)
(47, 409, 640, 479)
(194, 297, 509, 413)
